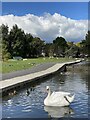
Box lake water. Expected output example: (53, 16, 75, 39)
(2, 61, 90, 118)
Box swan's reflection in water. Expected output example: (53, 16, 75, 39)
(44, 106, 74, 118)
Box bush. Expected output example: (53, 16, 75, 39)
(2, 52, 11, 61)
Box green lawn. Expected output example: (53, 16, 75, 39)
(1, 57, 77, 73)
(0, 61, 2, 73)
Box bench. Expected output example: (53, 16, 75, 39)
(13, 56, 23, 60)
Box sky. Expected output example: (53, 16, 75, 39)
(2, 0, 89, 2)
(0, 2, 88, 43)
(2, 2, 88, 20)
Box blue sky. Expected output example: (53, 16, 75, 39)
(1, 2, 88, 42)
(2, 2, 88, 20)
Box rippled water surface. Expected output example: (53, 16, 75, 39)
(2, 61, 89, 118)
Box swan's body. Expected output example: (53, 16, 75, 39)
(44, 86, 75, 107)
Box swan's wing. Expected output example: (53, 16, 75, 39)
(48, 92, 68, 106)
(50, 91, 70, 101)
(46, 91, 73, 106)
(51, 91, 70, 97)
(57, 91, 71, 95)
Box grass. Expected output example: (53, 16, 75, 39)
(0, 61, 2, 73)
(1, 57, 77, 73)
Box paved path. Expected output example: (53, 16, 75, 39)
(2, 62, 55, 80)
(0, 60, 82, 93)
(1, 63, 65, 90)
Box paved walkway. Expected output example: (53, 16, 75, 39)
(1, 60, 82, 93)
(2, 62, 55, 80)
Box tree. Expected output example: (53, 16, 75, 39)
(0, 25, 2, 60)
(65, 42, 80, 57)
(1, 24, 45, 59)
(79, 31, 90, 56)
(85, 31, 90, 56)
(31, 37, 45, 57)
(1, 24, 11, 60)
(24, 33, 33, 57)
(9, 24, 25, 57)
(67, 42, 74, 49)
(53, 37, 68, 56)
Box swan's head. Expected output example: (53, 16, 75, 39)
(46, 86, 50, 92)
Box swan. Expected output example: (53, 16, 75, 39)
(44, 86, 75, 107)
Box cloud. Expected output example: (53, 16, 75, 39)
(0, 13, 88, 43)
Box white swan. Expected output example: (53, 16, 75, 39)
(44, 86, 75, 107)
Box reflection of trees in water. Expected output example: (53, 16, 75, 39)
(54, 73, 66, 85)
(67, 62, 89, 90)
(44, 106, 74, 118)
(48, 72, 68, 92)
(67, 64, 89, 74)
(68, 63, 90, 114)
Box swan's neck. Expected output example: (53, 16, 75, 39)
(47, 89, 51, 98)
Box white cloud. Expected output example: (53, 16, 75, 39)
(0, 13, 88, 42)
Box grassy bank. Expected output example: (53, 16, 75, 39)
(1, 57, 77, 73)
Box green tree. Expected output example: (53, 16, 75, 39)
(65, 41, 80, 57)
(45, 43, 53, 57)
(85, 31, 90, 56)
(1, 24, 11, 60)
(53, 37, 68, 56)
(0, 25, 2, 60)
(9, 24, 25, 57)
(24, 33, 33, 57)
(79, 31, 90, 56)
(31, 37, 45, 57)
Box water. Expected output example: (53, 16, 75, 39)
(2, 61, 89, 118)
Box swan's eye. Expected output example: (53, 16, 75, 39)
(46, 88, 49, 91)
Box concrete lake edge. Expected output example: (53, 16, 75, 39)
(0, 59, 83, 95)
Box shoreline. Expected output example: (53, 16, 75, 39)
(1, 60, 82, 95)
